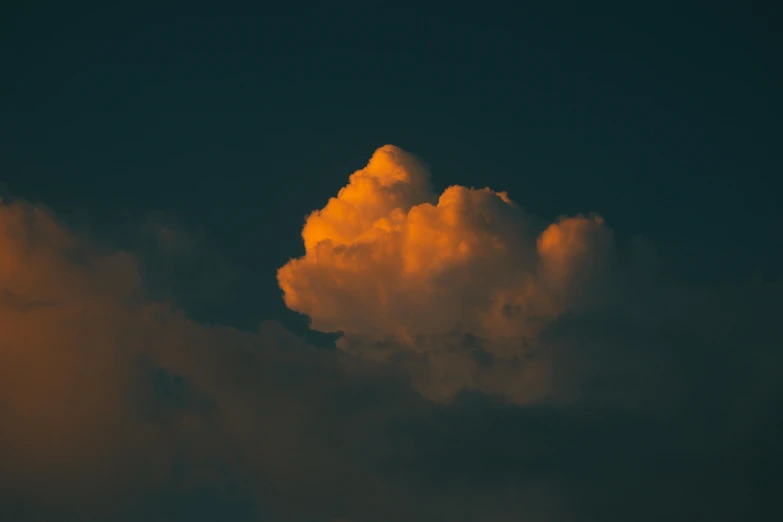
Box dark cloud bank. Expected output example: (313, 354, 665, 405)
(1, 147, 781, 521)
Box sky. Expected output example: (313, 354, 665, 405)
(1, 3, 782, 521)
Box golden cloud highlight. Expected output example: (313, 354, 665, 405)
(278, 145, 615, 402)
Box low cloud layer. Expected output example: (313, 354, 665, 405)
(1, 150, 782, 520)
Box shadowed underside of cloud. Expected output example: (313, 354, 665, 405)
(1, 148, 782, 521)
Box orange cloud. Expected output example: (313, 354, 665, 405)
(0, 195, 431, 519)
(0, 184, 496, 518)
(0, 200, 166, 503)
(278, 146, 615, 402)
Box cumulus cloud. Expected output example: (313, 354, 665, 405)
(276, 145, 783, 428)
(278, 145, 623, 402)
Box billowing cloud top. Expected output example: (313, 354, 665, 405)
(278, 145, 616, 402)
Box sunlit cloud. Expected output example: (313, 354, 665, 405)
(278, 145, 618, 402)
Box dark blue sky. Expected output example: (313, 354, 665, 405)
(3, 3, 780, 330)
(1, 4, 781, 521)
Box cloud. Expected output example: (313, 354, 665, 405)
(278, 145, 624, 402)
(276, 145, 783, 438)
(1, 163, 781, 521)
(0, 200, 158, 507)
(0, 197, 412, 519)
